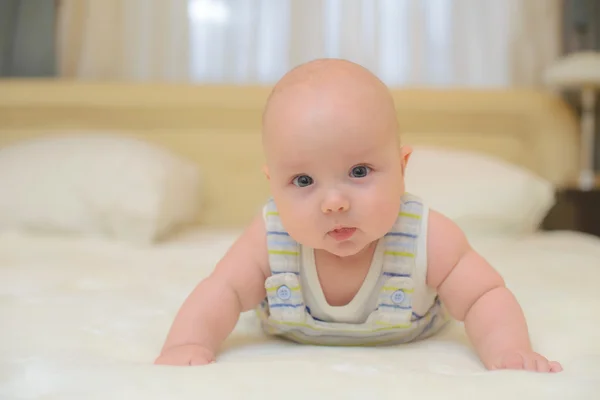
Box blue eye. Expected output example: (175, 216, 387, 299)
(292, 175, 313, 187)
(350, 165, 370, 178)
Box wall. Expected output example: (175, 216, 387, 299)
(0, 0, 56, 77)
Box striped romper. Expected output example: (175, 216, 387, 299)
(255, 193, 450, 346)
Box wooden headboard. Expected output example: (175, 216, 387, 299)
(0, 79, 580, 227)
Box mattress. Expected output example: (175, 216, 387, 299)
(1, 228, 599, 399)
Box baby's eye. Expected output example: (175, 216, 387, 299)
(350, 165, 371, 178)
(292, 175, 314, 187)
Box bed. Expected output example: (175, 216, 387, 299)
(0, 80, 599, 399)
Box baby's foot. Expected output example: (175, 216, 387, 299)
(491, 350, 562, 373)
(154, 344, 215, 366)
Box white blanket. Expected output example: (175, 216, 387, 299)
(1, 229, 599, 399)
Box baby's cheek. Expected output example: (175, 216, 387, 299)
(370, 192, 401, 230)
(279, 203, 314, 235)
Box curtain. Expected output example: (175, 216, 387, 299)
(188, 0, 562, 87)
(57, 0, 189, 81)
(57, 0, 562, 87)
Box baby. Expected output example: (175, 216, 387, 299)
(155, 59, 562, 373)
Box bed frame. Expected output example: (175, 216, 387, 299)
(0, 79, 580, 227)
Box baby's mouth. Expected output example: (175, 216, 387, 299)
(328, 227, 356, 241)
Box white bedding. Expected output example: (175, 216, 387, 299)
(1, 229, 599, 399)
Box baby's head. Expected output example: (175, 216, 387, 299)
(262, 59, 411, 257)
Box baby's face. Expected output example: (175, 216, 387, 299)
(263, 71, 408, 257)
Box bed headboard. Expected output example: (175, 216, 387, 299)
(0, 79, 580, 227)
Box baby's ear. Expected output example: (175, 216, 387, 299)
(262, 165, 270, 180)
(400, 145, 412, 173)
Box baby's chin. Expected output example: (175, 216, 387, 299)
(289, 229, 379, 258)
(321, 238, 376, 258)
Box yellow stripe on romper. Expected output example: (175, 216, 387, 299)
(266, 285, 301, 292)
(265, 211, 279, 216)
(384, 251, 415, 257)
(268, 250, 299, 256)
(399, 212, 421, 219)
(381, 286, 415, 293)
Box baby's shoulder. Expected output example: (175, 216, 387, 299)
(424, 208, 471, 284)
(220, 212, 270, 277)
(425, 209, 466, 247)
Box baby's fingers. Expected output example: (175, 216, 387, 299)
(493, 352, 562, 373)
(189, 354, 215, 366)
(154, 354, 181, 366)
(549, 361, 563, 373)
(500, 353, 525, 370)
(533, 357, 551, 373)
(529, 355, 562, 373)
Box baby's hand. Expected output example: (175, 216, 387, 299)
(491, 350, 562, 373)
(154, 344, 215, 366)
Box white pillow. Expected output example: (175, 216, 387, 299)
(404, 146, 555, 236)
(0, 133, 202, 244)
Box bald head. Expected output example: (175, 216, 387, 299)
(261, 58, 399, 149)
(265, 58, 390, 107)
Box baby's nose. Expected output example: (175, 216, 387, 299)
(321, 195, 350, 214)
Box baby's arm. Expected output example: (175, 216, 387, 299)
(426, 210, 562, 373)
(155, 214, 270, 366)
